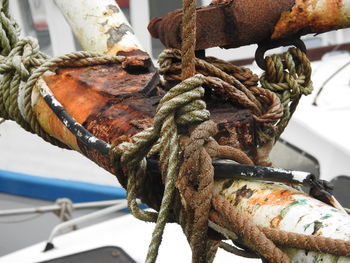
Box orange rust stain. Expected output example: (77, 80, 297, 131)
(33, 92, 79, 151)
(43, 64, 149, 126)
(107, 45, 137, 56)
(248, 189, 301, 206)
(270, 214, 283, 228)
(272, 0, 344, 39)
(84, 98, 156, 143)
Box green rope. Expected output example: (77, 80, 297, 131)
(110, 75, 210, 263)
(259, 47, 313, 143)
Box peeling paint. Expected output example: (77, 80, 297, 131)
(214, 179, 350, 262)
(272, 0, 350, 39)
(106, 24, 134, 49)
(312, 221, 323, 235)
(248, 189, 299, 206)
(55, 0, 143, 54)
(234, 185, 254, 205)
(107, 4, 120, 14)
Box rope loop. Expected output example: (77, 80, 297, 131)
(260, 47, 313, 140)
(110, 74, 210, 263)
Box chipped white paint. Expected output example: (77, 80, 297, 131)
(54, 0, 143, 55)
(290, 170, 309, 183)
(215, 179, 350, 262)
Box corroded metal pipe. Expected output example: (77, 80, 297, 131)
(214, 179, 350, 262)
(148, 0, 350, 50)
(54, 0, 143, 55)
(272, 0, 350, 39)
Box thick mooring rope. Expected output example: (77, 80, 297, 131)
(158, 47, 312, 153)
(111, 74, 211, 263)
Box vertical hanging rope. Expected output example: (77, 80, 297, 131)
(181, 0, 197, 79)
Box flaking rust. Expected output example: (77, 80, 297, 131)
(149, 0, 350, 50)
(148, 0, 295, 49)
(37, 57, 258, 184)
(272, 0, 350, 39)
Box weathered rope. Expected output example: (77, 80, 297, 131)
(260, 226, 350, 257)
(158, 47, 312, 166)
(176, 120, 218, 262)
(181, 0, 197, 79)
(260, 48, 313, 140)
(54, 198, 74, 222)
(110, 74, 211, 263)
(210, 194, 293, 263)
(211, 192, 350, 259)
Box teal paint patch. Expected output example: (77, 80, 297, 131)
(280, 199, 308, 218)
(320, 214, 332, 220)
(304, 222, 312, 231)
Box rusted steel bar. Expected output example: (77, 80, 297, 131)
(148, 0, 350, 50)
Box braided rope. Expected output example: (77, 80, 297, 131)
(158, 47, 312, 167)
(158, 49, 284, 145)
(176, 120, 218, 263)
(181, 0, 197, 79)
(110, 75, 210, 263)
(260, 48, 313, 140)
(211, 194, 293, 263)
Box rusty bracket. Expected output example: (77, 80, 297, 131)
(148, 0, 296, 50)
(148, 0, 350, 51)
(254, 37, 307, 70)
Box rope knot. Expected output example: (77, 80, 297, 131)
(258, 48, 313, 143)
(1, 37, 44, 81)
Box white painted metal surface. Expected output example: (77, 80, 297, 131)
(214, 179, 350, 262)
(54, 0, 143, 55)
(0, 121, 118, 186)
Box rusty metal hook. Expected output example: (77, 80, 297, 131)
(255, 37, 307, 70)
